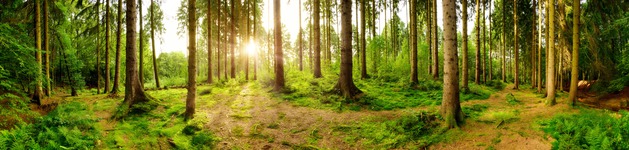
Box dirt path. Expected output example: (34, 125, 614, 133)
(432, 85, 576, 150)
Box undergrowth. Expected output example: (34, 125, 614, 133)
(333, 111, 444, 149)
(539, 110, 629, 150)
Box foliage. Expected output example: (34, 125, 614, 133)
(506, 93, 521, 105)
(462, 104, 489, 119)
(0, 102, 100, 149)
(333, 111, 442, 149)
(540, 110, 629, 150)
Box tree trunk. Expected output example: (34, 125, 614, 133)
(105, 0, 111, 93)
(185, 0, 197, 120)
(150, 1, 160, 88)
(253, 0, 257, 80)
(139, 0, 144, 88)
(546, 0, 556, 106)
(410, 0, 418, 84)
(111, 0, 123, 94)
(44, 0, 51, 96)
(207, 0, 213, 84)
(537, 0, 542, 93)
(431, 0, 438, 80)
(97, 0, 101, 94)
(313, 0, 322, 78)
(34, 0, 43, 105)
(569, 0, 579, 105)
(273, 0, 285, 91)
(360, 0, 367, 79)
(513, 0, 519, 89)
(501, 0, 505, 82)
(230, 0, 236, 79)
(245, 0, 250, 80)
(488, 1, 492, 81)
(475, 0, 481, 84)
(426, 0, 432, 74)
(224, 0, 228, 80)
(441, 0, 463, 128)
(462, 0, 469, 91)
(218, 0, 222, 80)
(482, 1, 486, 83)
(118, 0, 153, 118)
(299, 0, 303, 71)
(531, 0, 536, 88)
(334, 0, 362, 99)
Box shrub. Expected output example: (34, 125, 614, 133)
(540, 110, 629, 150)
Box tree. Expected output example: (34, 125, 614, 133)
(461, 0, 469, 91)
(431, 0, 438, 80)
(111, 0, 123, 94)
(501, 0, 505, 82)
(537, 0, 542, 93)
(230, 0, 236, 79)
(482, 0, 486, 83)
(273, 0, 285, 91)
(139, 0, 144, 88)
(360, 0, 367, 79)
(334, 0, 362, 99)
(426, 0, 432, 74)
(475, 0, 481, 84)
(410, 0, 418, 84)
(441, 0, 463, 128)
(44, 0, 51, 96)
(313, 0, 322, 78)
(299, 0, 303, 71)
(207, 0, 213, 84)
(34, 0, 43, 105)
(513, 0, 519, 89)
(569, 0, 579, 105)
(118, 0, 153, 118)
(149, 0, 162, 88)
(105, 0, 111, 93)
(185, 0, 197, 120)
(546, 0, 556, 106)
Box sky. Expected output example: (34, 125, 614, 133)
(151, 0, 494, 55)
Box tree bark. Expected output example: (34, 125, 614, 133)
(410, 0, 418, 84)
(119, 0, 153, 118)
(537, 0, 542, 93)
(313, 0, 322, 78)
(360, 0, 368, 79)
(431, 0, 438, 80)
(546, 0, 556, 106)
(273, 0, 285, 91)
(482, 0, 486, 83)
(475, 0, 481, 84)
(105, 0, 111, 93)
(218, 0, 222, 80)
(488, 1, 492, 81)
(253, 0, 257, 80)
(230, 0, 236, 79)
(441, 0, 463, 128)
(97, 0, 101, 94)
(299, 0, 303, 71)
(462, 0, 469, 91)
(427, 0, 432, 74)
(501, 0, 505, 82)
(139, 0, 144, 88)
(207, 0, 213, 84)
(150, 1, 160, 88)
(185, 0, 197, 120)
(568, 0, 579, 105)
(111, 0, 123, 94)
(513, 0, 519, 89)
(334, 0, 362, 99)
(44, 0, 51, 96)
(34, 0, 43, 105)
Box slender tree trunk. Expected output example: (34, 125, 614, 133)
(111, 0, 123, 94)
(44, 0, 51, 96)
(334, 0, 362, 99)
(558, 0, 566, 92)
(207, 0, 213, 84)
(569, 0, 579, 105)
(410, 0, 418, 84)
(462, 0, 469, 91)
(224, 0, 228, 80)
(432, 0, 438, 80)
(34, 0, 43, 105)
(531, 0, 536, 88)
(371, 0, 377, 73)
(537, 0, 542, 93)
(139, 0, 144, 88)
(441, 0, 463, 128)
(475, 0, 481, 84)
(96, 0, 101, 94)
(546, 0, 556, 106)
(513, 0, 519, 89)
(185, 0, 197, 120)
(427, 0, 432, 74)
(150, 0, 160, 88)
(105, 0, 111, 93)
(253, 0, 257, 80)
(327, 0, 332, 65)
(360, 0, 367, 79)
(501, 0, 505, 82)
(245, 0, 250, 80)
(482, 0, 486, 83)
(118, 0, 152, 118)
(299, 0, 303, 71)
(273, 0, 285, 91)
(488, 1, 492, 81)
(230, 0, 236, 79)
(313, 0, 322, 78)
(218, 0, 222, 80)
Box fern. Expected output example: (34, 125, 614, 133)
(540, 110, 629, 150)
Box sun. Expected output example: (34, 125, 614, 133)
(247, 40, 257, 56)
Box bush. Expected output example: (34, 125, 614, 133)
(485, 80, 506, 90)
(0, 102, 100, 149)
(539, 110, 629, 150)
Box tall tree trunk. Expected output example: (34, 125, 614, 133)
(105, 0, 111, 93)
(273, 0, 285, 91)
(531, 0, 536, 88)
(327, 0, 332, 65)
(513, 0, 519, 89)
(431, 0, 438, 80)
(34, 0, 43, 105)
(253, 0, 258, 80)
(426, 0, 432, 74)
(441, 0, 463, 128)
(360, 0, 367, 79)
(44, 0, 51, 96)
(537, 0, 542, 93)
(245, 0, 250, 80)
(111, 0, 123, 94)
(185, 0, 197, 120)
(224, 0, 228, 79)
(482, 0, 486, 83)
(313, 0, 322, 78)
(488, 1, 492, 81)
(569, 0, 579, 105)
(410, 0, 418, 84)
(501, 0, 505, 82)
(150, 0, 160, 88)
(334, 0, 362, 99)
(371, 0, 377, 73)
(118, 0, 152, 118)
(207, 0, 213, 84)
(217, 0, 222, 80)
(299, 0, 303, 71)
(475, 0, 481, 84)
(139, 0, 144, 88)
(558, 0, 566, 92)
(96, 0, 101, 94)
(230, 0, 236, 79)
(546, 0, 556, 106)
(462, 0, 469, 91)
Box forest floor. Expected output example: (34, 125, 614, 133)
(29, 80, 622, 149)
